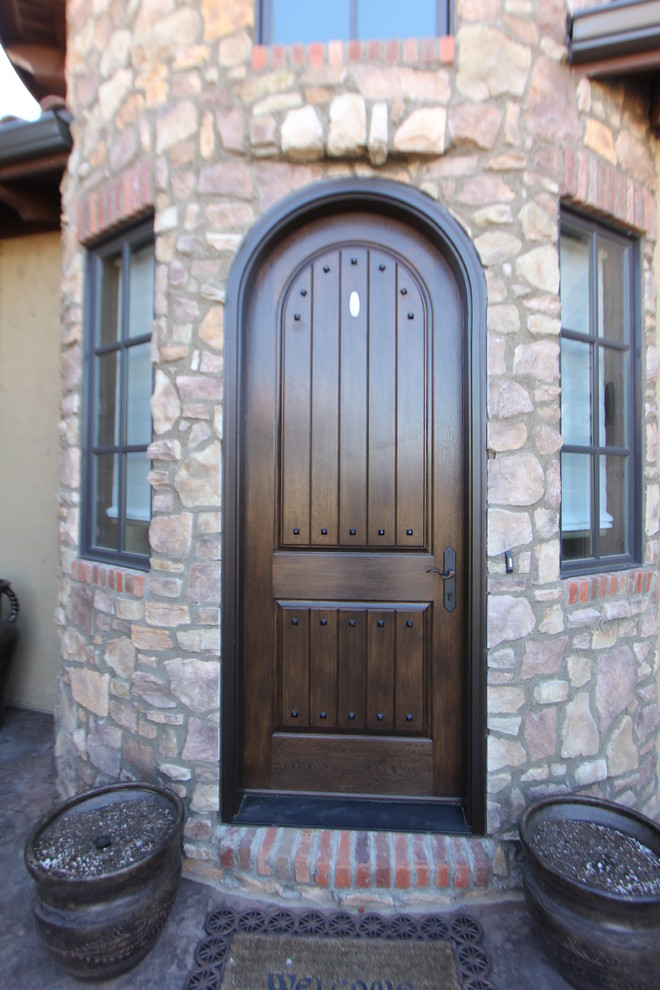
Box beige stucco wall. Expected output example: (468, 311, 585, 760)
(0, 232, 62, 712)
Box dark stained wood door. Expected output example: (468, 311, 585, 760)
(242, 211, 465, 805)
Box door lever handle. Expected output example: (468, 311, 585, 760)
(428, 546, 457, 613)
(427, 566, 455, 580)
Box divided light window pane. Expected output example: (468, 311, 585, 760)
(273, 1, 349, 44)
(358, 0, 437, 39)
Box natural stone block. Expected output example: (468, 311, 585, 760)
(150, 513, 193, 559)
(534, 680, 569, 704)
(520, 202, 557, 242)
(130, 626, 173, 651)
(488, 686, 525, 713)
(524, 56, 580, 142)
(607, 716, 639, 775)
(201, 0, 252, 40)
(524, 707, 557, 762)
(191, 782, 219, 813)
(568, 655, 592, 688)
(131, 671, 177, 708)
(513, 340, 559, 382)
(475, 232, 522, 266)
(394, 108, 447, 155)
(487, 379, 533, 418)
(488, 737, 526, 771)
(133, 8, 202, 68)
(165, 658, 219, 712)
(151, 370, 181, 434)
(515, 246, 559, 293)
(488, 421, 527, 453)
(183, 717, 218, 761)
(145, 602, 191, 627)
(327, 94, 366, 157)
(456, 25, 531, 99)
(156, 101, 197, 154)
(595, 646, 636, 734)
(488, 453, 545, 506)
(176, 628, 220, 652)
(488, 509, 532, 555)
(584, 118, 616, 164)
(488, 595, 536, 648)
(352, 66, 450, 102)
(449, 103, 501, 149)
(533, 540, 560, 585)
(174, 443, 221, 507)
(199, 162, 252, 198)
(522, 637, 567, 679)
(281, 106, 324, 161)
(562, 693, 599, 757)
(69, 668, 110, 718)
(574, 759, 607, 786)
(368, 102, 388, 166)
(104, 638, 137, 677)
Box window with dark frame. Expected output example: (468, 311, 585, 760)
(258, 0, 452, 46)
(82, 219, 155, 570)
(559, 210, 641, 575)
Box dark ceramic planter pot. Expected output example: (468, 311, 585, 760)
(519, 796, 660, 990)
(0, 579, 19, 717)
(24, 782, 185, 981)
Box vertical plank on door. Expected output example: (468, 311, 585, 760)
(367, 251, 396, 546)
(396, 269, 427, 548)
(311, 253, 340, 546)
(366, 609, 395, 730)
(340, 249, 368, 547)
(310, 608, 338, 729)
(395, 608, 426, 732)
(281, 269, 312, 545)
(337, 609, 366, 729)
(280, 606, 310, 728)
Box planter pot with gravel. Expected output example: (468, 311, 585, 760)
(24, 782, 185, 981)
(519, 795, 660, 990)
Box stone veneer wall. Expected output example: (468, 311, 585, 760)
(55, 0, 660, 897)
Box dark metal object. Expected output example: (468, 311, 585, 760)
(24, 782, 184, 981)
(187, 903, 493, 990)
(427, 546, 457, 612)
(0, 580, 19, 718)
(519, 795, 660, 990)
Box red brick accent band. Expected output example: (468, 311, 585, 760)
(561, 147, 656, 240)
(566, 569, 654, 606)
(217, 826, 504, 897)
(77, 160, 153, 244)
(71, 559, 145, 598)
(251, 36, 455, 73)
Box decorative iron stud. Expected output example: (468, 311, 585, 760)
(294, 313, 301, 321)
(301, 289, 308, 296)
(349, 619, 356, 627)
(401, 287, 408, 295)
(321, 528, 328, 535)
(377, 713, 384, 721)
(351, 257, 358, 265)
(408, 312, 414, 320)
(406, 714, 413, 722)
(348, 712, 355, 720)
(293, 528, 300, 535)
(323, 265, 330, 273)
(291, 618, 298, 625)
(377, 619, 385, 627)
(407, 620, 413, 627)
(406, 529, 413, 536)
(378, 528, 385, 536)
(291, 710, 299, 718)
(378, 263, 386, 271)
(320, 711, 327, 719)
(349, 528, 356, 536)
(320, 619, 327, 626)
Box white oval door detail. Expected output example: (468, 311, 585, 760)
(349, 291, 360, 318)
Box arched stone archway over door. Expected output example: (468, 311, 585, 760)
(222, 179, 487, 834)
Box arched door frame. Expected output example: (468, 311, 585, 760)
(222, 178, 488, 833)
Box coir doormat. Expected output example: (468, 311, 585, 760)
(185, 904, 496, 990)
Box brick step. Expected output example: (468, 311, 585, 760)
(215, 826, 517, 904)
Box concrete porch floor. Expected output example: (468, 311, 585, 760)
(0, 706, 571, 990)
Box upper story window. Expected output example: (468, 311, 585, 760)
(258, 0, 452, 46)
(82, 219, 154, 570)
(559, 210, 641, 575)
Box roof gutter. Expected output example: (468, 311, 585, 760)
(568, 0, 660, 66)
(0, 109, 72, 168)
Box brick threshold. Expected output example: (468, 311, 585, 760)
(213, 826, 518, 905)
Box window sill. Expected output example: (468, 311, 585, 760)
(251, 35, 455, 73)
(564, 567, 653, 606)
(71, 559, 146, 597)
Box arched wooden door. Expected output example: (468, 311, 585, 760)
(232, 204, 472, 831)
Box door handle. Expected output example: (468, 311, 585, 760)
(426, 567, 455, 579)
(427, 546, 456, 613)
